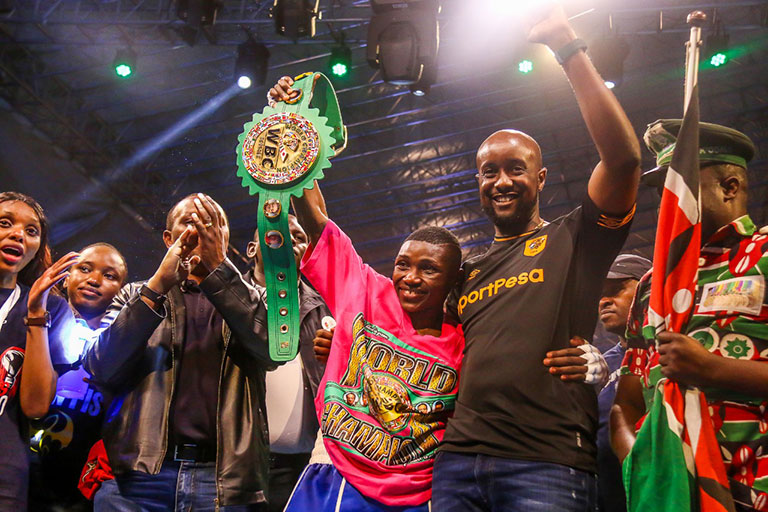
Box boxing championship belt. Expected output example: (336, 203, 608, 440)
(236, 72, 346, 361)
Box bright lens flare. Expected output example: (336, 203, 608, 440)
(237, 75, 253, 89)
(518, 59, 533, 74)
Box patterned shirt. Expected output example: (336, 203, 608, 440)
(621, 215, 768, 505)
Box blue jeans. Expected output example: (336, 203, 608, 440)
(115, 461, 255, 512)
(432, 451, 597, 512)
(94, 479, 143, 512)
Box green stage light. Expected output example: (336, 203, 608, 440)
(115, 64, 132, 77)
(329, 42, 351, 78)
(332, 62, 348, 77)
(113, 48, 136, 78)
(705, 23, 729, 69)
(518, 59, 533, 74)
(710, 52, 727, 67)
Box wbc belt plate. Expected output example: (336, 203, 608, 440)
(236, 72, 346, 361)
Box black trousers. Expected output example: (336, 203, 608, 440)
(267, 452, 311, 512)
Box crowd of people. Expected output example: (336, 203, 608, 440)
(1, 5, 765, 512)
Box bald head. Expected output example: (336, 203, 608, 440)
(477, 130, 543, 170)
(476, 129, 547, 237)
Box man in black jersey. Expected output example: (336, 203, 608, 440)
(433, 5, 641, 511)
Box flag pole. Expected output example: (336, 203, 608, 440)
(684, 11, 707, 113)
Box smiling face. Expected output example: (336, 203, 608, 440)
(476, 130, 546, 237)
(598, 278, 638, 336)
(392, 240, 460, 328)
(67, 245, 128, 319)
(0, 200, 42, 287)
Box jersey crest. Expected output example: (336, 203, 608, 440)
(524, 235, 547, 257)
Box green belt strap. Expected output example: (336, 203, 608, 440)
(236, 72, 346, 361)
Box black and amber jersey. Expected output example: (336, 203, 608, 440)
(442, 196, 634, 473)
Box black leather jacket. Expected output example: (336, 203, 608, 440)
(84, 260, 275, 506)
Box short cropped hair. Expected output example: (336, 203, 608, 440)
(405, 226, 462, 267)
(78, 242, 129, 283)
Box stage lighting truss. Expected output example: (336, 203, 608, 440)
(235, 39, 270, 89)
(589, 34, 630, 89)
(272, 0, 321, 40)
(113, 48, 136, 78)
(367, 0, 440, 86)
(705, 21, 730, 68)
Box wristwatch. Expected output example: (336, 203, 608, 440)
(24, 311, 51, 328)
(554, 37, 587, 65)
(236, 72, 347, 361)
(139, 284, 166, 309)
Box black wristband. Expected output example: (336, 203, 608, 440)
(554, 37, 587, 65)
(140, 284, 166, 307)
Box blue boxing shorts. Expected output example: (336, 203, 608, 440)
(284, 463, 431, 512)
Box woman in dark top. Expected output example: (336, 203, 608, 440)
(0, 191, 76, 510)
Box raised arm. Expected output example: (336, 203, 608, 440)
(85, 228, 198, 389)
(21, 252, 78, 418)
(528, 6, 641, 214)
(291, 181, 329, 246)
(266, 76, 331, 245)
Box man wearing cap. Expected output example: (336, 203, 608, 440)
(593, 254, 652, 512)
(611, 120, 768, 511)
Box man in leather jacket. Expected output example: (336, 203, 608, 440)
(85, 193, 276, 511)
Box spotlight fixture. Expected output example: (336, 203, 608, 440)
(235, 39, 270, 89)
(176, 0, 220, 45)
(705, 21, 729, 68)
(272, 0, 320, 40)
(329, 39, 352, 78)
(113, 48, 136, 78)
(589, 35, 630, 89)
(409, 61, 436, 96)
(177, 0, 219, 27)
(367, 0, 440, 86)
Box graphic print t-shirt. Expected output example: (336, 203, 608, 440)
(442, 197, 633, 473)
(301, 221, 465, 506)
(32, 318, 110, 503)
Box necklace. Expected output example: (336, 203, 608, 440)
(494, 220, 547, 242)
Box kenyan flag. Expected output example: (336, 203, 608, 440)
(626, 85, 736, 512)
(624, 377, 736, 511)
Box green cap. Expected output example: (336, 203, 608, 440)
(641, 119, 756, 187)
